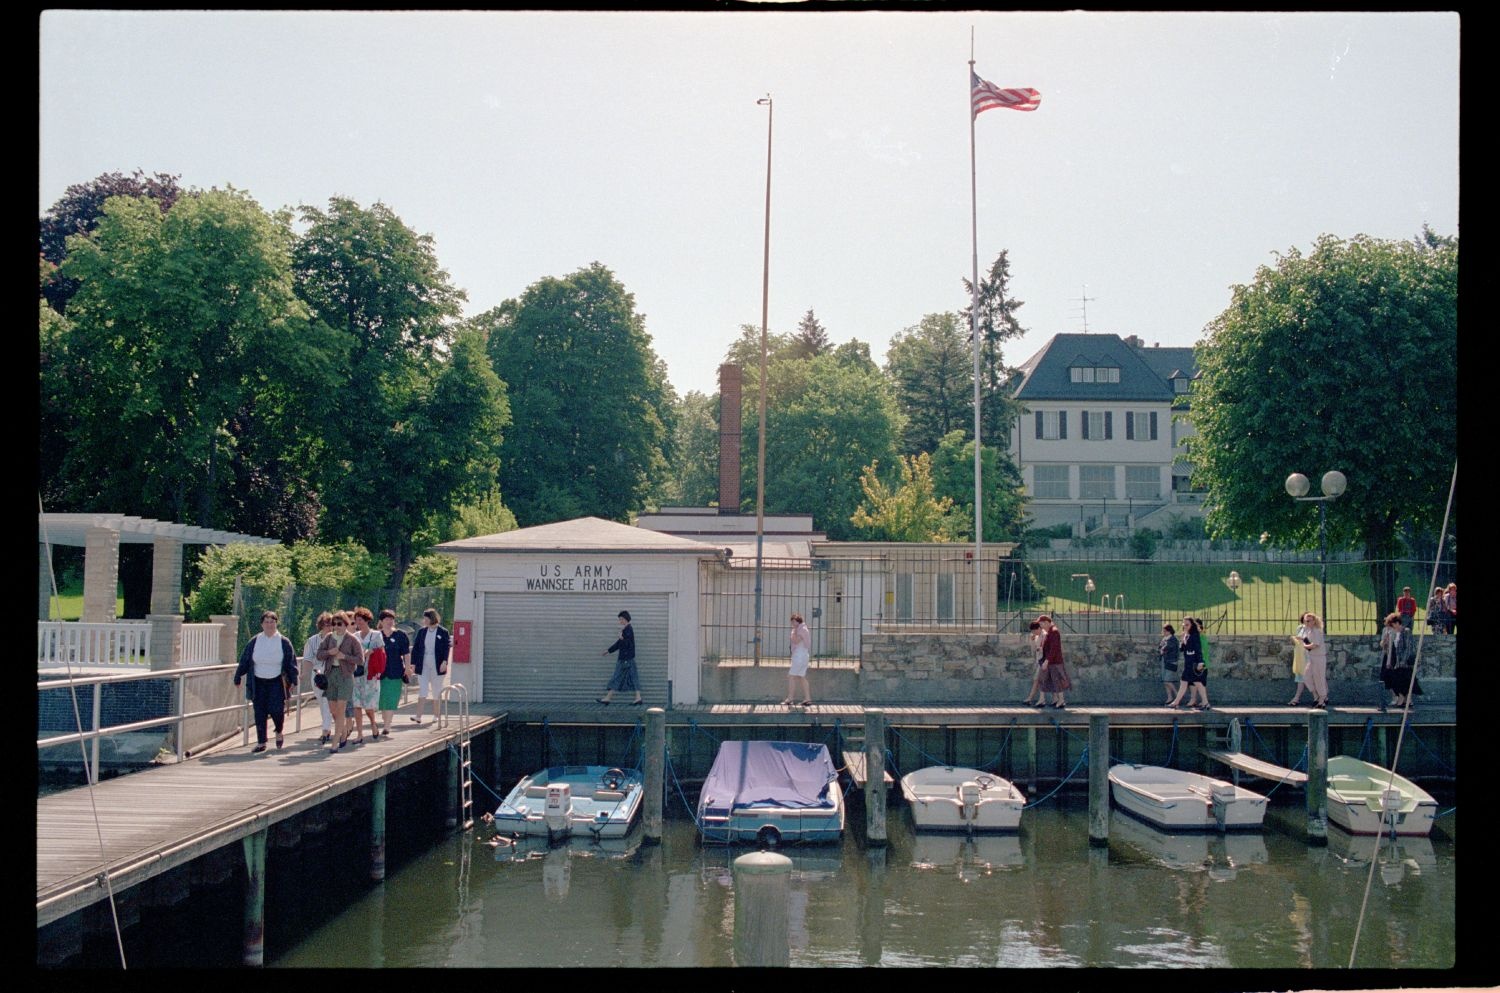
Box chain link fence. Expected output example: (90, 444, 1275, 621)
(232, 583, 455, 645)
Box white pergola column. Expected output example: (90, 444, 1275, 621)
(150, 537, 185, 615)
(82, 526, 121, 622)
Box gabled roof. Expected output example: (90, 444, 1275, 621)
(435, 516, 725, 555)
(1011, 333, 1176, 402)
(1133, 345, 1199, 385)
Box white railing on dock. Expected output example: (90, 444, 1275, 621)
(37, 621, 151, 667)
(180, 623, 224, 666)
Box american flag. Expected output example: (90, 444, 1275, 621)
(971, 71, 1041, 116)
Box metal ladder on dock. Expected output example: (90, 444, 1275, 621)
(438, 683, 474, 831)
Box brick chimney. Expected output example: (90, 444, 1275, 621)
(718, 364, 742, 513)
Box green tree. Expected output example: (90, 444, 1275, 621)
(293, 198, 507, 581)
(742, 354, 903, 539)
(55, 188, 313, 532)
(929, 430, 1028, 542)
(403, 552, 457, 589)
(961, 250, 1028, 444)
(40, 169, 182, 313)
(662, 390, 721, 507)
(441, 486, 520, 541)
(185, 542, 295, 621)
(486, 262, 671, 525)
(288, 539, 392, 591)
(851, 452, 960, 542)
(790, 308, 830, 359)
(886, 312, 975, 454)
(1190, 232, 1458, 622)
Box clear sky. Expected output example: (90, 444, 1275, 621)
(39, 10, 1459, 400)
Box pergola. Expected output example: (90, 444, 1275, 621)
(38, 513, 279, 621)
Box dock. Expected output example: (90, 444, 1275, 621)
(1205, 750, 1310, 786)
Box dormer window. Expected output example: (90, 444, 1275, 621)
(1172, 375, 1189, 394)
(1069, 365, 1119, 384)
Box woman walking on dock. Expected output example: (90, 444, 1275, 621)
(350, 607, 386, 743)
(303, 612, 335, 744)
(1157, 623, 1180, 706)
(317, 611, 363, 752)
(1380, 611, 1423, 710)
(597, 610, 642, 706)
(1035, 615, 1071, 709)
(1296, 612, 1329, 708)
(1169, 617, 1210, 710)
(233, 610, 299, 753)
(1288, 613, 1311, 706)
(781, 613, 813, 707)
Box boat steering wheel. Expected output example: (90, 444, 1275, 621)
(603, 767, 626, 790)
(973, 775, 995, 790)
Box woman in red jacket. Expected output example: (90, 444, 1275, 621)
(1035, 615, 1072, 709)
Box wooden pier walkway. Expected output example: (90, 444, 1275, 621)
(37, 698, 1451, 929)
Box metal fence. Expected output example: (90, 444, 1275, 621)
(1018, 556, 1456, 636)
(700, 557, 868, 663)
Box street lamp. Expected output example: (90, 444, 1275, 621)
(1226, 569, 1241, 634)
(1285, 470, 1347, 628)
(1072, 573, 1095, 632)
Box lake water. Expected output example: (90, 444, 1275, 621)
(271, 793, 1456, 971)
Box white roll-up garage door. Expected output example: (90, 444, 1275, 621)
(481, 593, 671, 703)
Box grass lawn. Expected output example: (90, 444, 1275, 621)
(1023, 560, 1415, 635)
(47, 587, 125, 621)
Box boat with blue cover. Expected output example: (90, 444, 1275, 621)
(697, 740, 845, 845)
(492, 765, 644, 842)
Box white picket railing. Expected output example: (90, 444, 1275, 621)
(37, 621, 151, 667)
(180, 623, 224, 666)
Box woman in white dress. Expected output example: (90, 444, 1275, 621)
(781, 613, 813, 707)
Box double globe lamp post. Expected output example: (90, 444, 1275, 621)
(1285, 470, 1347, 629)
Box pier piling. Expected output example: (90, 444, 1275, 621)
(1088, 713, 1110, 845)
(370, 778, 387, 882)
(644, 707, 665, 845)
(1307, 709, 1329, 844)
(240, 828, 267, 967)
(864, 708, 887, 847)
(733, 851, 792, 967)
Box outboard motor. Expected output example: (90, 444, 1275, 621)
(1379, 788, 1404, 836)
(959, 781, 983, 831)
(1210, 783, 1237, 831)
(544, 783, 573, 841)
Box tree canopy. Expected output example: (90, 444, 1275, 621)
(1190, 231, 1457, 617)
(485, 262, 672, 526)
(851, 452, 960, 542)
(961, 250, 1027, 445)
(886, 312, 974, 454)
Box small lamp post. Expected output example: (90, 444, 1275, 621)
(1072, 573, 1095, 633)
(1285, 470, 1347, 628)
(1226, 569, 1241, 634)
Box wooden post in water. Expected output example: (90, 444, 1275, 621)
(733, 851, 792, 966)
(1306, 708, 1329, 844)
(241, 828, 268, 967)
(1088, 713, 1110, 845)
(1022, 725, 1037, 791)
(370, 777, 387, 882)
(644, 707, 665, 845)
(864, 708, 887, 846)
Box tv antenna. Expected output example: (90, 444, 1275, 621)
(1071, 284, 1097, 333)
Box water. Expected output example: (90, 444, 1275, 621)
(272, 795, 1456, 970)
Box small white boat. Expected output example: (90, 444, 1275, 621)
(1325, 756, 1437, 837)
(492, 765, 644, 842)
(1108, 764, 1267, 831)
(900, 766, 1025, 833)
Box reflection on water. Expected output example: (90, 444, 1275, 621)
(272, 797, 1456, 969)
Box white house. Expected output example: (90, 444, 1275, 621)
(1008, 333, 1201, 533)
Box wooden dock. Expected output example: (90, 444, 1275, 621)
(1205, 750, 1310, 786)
(36, 702, 507, 928)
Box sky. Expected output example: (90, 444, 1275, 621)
(39, 10, 1460, 400)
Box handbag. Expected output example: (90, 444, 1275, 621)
(353, 663, 366, 678)
(314, 672, 328, 690)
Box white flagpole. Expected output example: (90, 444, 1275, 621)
(968, 37, 984, 626)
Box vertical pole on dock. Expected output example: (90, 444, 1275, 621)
(241, 828, 267, 967)
(644, 706, 666, 845)
(1088, 713, 1110, 846)
(1023, 725, 1037, 792)
(370, 778, 387, 882)
(864, 708, 887, 847)
(1306, 708, 1329, 844)
(446, 742, 459, 831)
(733, 851, 792, 967)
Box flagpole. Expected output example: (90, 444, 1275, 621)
(968, 39, 984, 627)
(753, 94, 772, 667)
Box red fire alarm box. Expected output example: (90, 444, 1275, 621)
(451, 621, 472, 664)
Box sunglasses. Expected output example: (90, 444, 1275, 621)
(332, 622, 347, 628)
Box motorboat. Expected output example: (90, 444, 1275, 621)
(1108, 763, 1267, 831)
(900, 766, 1025, 833)
(697, 740, 845, 845)
(492, 765, 644, 842)
(1325, 755, 1438, 837)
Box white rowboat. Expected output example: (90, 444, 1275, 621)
(900, 766, 1025, 833)
(1108, 764, 1267, 831)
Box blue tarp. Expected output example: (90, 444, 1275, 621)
(700, 740, 837, 811)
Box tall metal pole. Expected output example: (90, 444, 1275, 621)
(754, 95, 773, 666)
(1318, 501, 1328, 629)
(967, 43, 984, 626)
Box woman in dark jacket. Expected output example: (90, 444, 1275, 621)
(597, 610, 642, 705)
(1035, 615, 1071, 709)
(233, 610, 299, 753)
(1168, 616, 1210, 711)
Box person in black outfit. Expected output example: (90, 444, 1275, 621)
(597, 610, 642, 705)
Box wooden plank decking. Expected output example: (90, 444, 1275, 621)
(36, 701, 507, 927)
(1205, 750, 1310, 786)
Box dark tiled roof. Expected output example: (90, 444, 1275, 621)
(1135, 345, 1199, 385)
(1011, 333, 1178, 401)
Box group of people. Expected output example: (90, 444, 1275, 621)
(1423, 583, 1458, 635)
(1158, 617, 1213, 710)
(234, 606, 451, 754)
